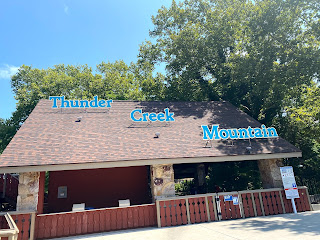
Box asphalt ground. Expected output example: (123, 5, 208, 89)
(54, 210, 320, 240)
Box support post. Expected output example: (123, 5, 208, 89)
(257, 159, 283, 188)
(150, 164, 175, 201)
(16, 172, 41, 211)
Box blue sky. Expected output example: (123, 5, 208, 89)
(0, 0, 173, 119)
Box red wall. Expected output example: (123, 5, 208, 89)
(47, 166, 151, 213)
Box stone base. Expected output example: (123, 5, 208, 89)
(258, 159, 283, 189)
(16, 172, 40, 211)
(150, 164, 175, 201)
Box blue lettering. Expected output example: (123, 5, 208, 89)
(49, 96, 62, 108)
(98, 99, 106, 107)
(80, 100, 89, 108)
(106, 99, 113, 108)
(157, 113, 165, 122)
(267, 127, 278, 137)
(60, 96, 70, 108)
(131, 109, 142, 122)
(149, 113, 157, 122)
(164, 108, 175, 122)
(90, 96, 98, 107)
(202, 125, 220, 140)
(219, 129, 229, 139)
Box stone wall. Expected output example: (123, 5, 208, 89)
(257, 159, 283, 189)
(150, 164, 175, 201)
(16, 172, 40, 211)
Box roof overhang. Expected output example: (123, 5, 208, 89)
(0, 152, 302, 174)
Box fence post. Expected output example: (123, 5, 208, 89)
(278, 190, 286, 214)
(251, 193, 258, 217)
(204, 196, 211, 222)
(156, 201, 161, 228)
(305, 187, 313, 211)
(212, 194, 218, 221)
(238, 194, 245, 219)
(258, 192, 265, 216)
(185, 198, 191, 224)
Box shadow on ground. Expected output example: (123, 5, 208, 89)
(227, 211, 320, 236)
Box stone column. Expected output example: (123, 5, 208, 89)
(16, 172, 41, 211)
(195, 163, 206, 194)
(150, 164, 175, 201)
(257, 159, 283, 189)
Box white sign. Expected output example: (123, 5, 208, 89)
(280, 166, 299, 199)
(233, 196, 239, 205)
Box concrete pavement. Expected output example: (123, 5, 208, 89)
(54, 210, 320, 240)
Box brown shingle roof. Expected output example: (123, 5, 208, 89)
(0, 100, 300, 168)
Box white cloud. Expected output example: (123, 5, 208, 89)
(64, 4, 69, 14)
(0, 64, 19, 79)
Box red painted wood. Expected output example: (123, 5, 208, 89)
(208, 196, 216, 221)
(165, 201, 172, 226)
(188, 198, 196, 224)
(81, 212, 88, 235)
(116, 209, 123, 230)
(56, 214, 65, 237)
(241, 194, 249, 217)
(87, 212, 94, 233)
(270, 191, 278, 214)
(122, 208, 129, 229)
(229, 198, 236, 219)
(149, 205, 156, 226)
(110, 210, 117, 230)
(37, 172, 45, 214)
(133, 207, 139, 228)
(159, 201, 167, 227)
(170, 200, 177, 226)
(193, 198, 201, 223)
(181, 199, 188, 224)
(44, 215, 52, 238)
(266, 192, 274, 215)
(198, 197, 207, 222)
(104, 210, 111, 231)
(138, 206, 145, 227)
(175, 200, 183, 225)
(63, 214, 70, 236)
(69, 215, 76, 235)
(274, 191, 283, 214)
(247, 193, 255, 217)
(50, 215, 58, 237)
(99, 211, 105, 232)
(219, 196, 227, 220)
(226, 200, 232, 219)
(143, 206, 150, 226)
(254, 193, 262, 216)
(261, 193, 270, 215)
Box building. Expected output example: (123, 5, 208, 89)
(0, 99, 301, 215)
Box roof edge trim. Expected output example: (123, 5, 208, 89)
(0, 152, 302, 174)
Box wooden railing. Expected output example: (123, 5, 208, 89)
(0, 213, 19, 240)
(35, 203, 157, 239)
(0, 211, 36, 240)
(156, 186, 312, 227)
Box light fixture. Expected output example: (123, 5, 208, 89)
(75, 116, 82, 122)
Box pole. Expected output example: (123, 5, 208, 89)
(291, 198, 297, 214)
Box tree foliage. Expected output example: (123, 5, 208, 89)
(139, 0, 320, 123)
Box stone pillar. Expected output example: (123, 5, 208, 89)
(150, 164, 175, 201)
(257, 159, 283, 189)
(16, 172, 41, 212)
(195, 163, 206, 194)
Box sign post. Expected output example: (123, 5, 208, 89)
(280, 166, 299, 214)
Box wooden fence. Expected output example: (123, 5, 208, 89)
(35, 203, 156, 239)
(0, 212, 36, 240)
(156, 186, 312, 227)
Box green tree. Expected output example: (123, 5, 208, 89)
(139, 0, 320, 123)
